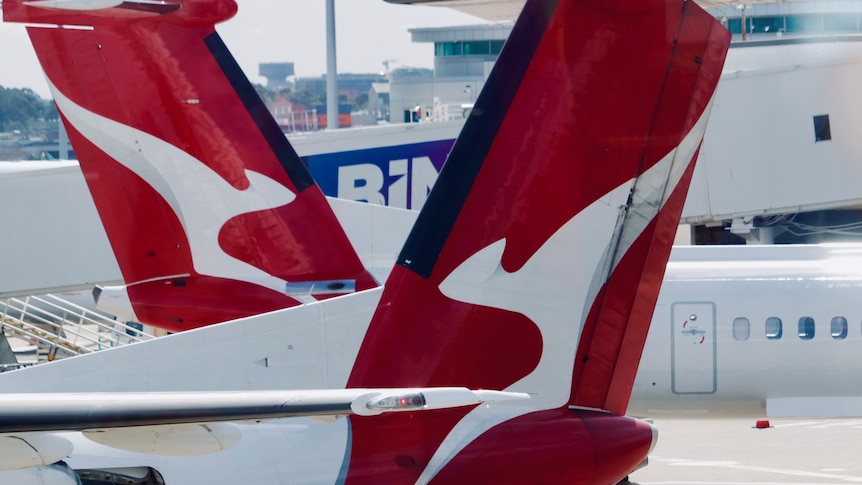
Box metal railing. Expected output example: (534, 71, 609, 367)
(0, 293, 156, 364)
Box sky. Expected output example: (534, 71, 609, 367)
(0, 0, 485, 99)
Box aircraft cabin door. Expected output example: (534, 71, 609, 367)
(671, 301, 716, 394)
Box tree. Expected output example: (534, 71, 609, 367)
(353, 93, 369, 111)
(252, 83, 274, 105)
(287, 86, 322, 108)
(0, 86, 55, 132)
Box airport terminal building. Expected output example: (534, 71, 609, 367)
(391, 0, 862, 125)
(387, 0, 862, 245)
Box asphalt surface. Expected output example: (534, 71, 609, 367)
(628, 417, 862, 484)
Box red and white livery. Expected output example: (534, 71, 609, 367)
(0, 0, 729, 483)
(5, 0, 378, 332)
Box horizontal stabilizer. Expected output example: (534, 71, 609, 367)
(0, 388, 529, 433)
(23, 0, 126, 10)
(22, 0, 180, 13)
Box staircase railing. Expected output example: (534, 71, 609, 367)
(0, 293, 156, 363)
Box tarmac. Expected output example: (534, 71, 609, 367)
(628, 417, 862, 484)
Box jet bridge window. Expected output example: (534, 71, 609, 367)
(823, 14, 858, 32)
(831, 317, 848, 339)
(463, 41, 491, 55)
(798, 317, 816, 340)
(813, 115, 832, 142)
(765, 317, 783, 340)
(732, 317, 750, 341)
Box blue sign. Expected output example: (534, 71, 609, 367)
(305, 139, 455, 210)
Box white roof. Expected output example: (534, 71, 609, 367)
(384, 0, 791, 21)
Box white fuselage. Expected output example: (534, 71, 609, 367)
(630, 243, 862, 418)
(3, 243, 858, 483)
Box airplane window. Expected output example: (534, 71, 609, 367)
(831, 317, 848, 339)
(798, 317, 815, 340)
(786, 14, 825, 33)
(766, 317, 783, 339)
(732, 317, 750, 341)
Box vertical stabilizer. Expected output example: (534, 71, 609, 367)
(3, 0, 377, 331)
(568, 2, 730, 415)
(344, 0, 729, 481)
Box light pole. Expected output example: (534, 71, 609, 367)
(326, 0, 338, 129)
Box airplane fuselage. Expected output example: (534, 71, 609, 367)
(631, 243, 862, 418)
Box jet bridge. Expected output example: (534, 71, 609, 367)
(682, 37, 862, 244)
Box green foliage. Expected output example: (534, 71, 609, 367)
(352, 93, 369, 111)
(255, 83, 370, 116)
(0, 86, 56, 133)
(286, 86, 323, 108)
(252, 83, 274, 105)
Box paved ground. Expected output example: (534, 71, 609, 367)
(628, 417, 862, 484)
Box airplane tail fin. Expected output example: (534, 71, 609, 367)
(3, 0, 378, 331)
(340, 0, 730, 476)
(344, 0, 727, 478)
(567, 1, 731, 415)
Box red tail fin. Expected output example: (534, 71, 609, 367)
(343, 0, 728, 481)
(568, 2, 730, 415)
(3, 0, 377, 331)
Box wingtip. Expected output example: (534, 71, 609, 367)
(472, 390, 532, 403)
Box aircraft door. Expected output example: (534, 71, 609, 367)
(671, 302, 716, 394)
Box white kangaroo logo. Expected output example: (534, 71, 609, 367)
(417, 93, 716, 484)
(49, 79, 301, 298)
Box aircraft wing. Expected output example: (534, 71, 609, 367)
(0, 388, 528, 434)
